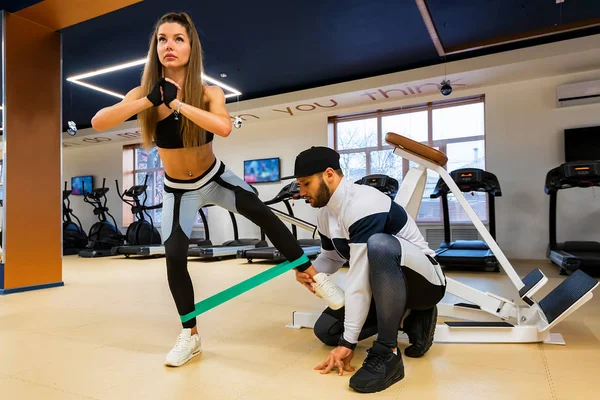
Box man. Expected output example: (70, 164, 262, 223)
(286, 146, 447, 394)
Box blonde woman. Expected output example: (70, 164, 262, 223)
(91, 12, 344, 367)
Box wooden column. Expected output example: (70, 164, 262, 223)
(0, 12, 63, 294)
(0, 0, 142, 294)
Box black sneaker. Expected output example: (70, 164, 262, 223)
(349, 341, 405, 393)
(402, 306, 438, 358)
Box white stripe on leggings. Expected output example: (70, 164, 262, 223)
(164, 157, 222, 190)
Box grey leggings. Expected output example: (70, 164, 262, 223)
(161, 159, 310, 329)
(314, 233, 445, 348)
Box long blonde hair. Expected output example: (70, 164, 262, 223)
(138, 12, 206, 149)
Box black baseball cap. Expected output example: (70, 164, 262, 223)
(282, 146, 341, 179)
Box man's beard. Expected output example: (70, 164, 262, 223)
(311, 179, 332, 208)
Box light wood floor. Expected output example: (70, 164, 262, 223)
(0, 255, 598, 399)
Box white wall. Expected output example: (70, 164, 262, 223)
(210, 115, 326, 245)
(484, 71, 600, 259)
(62, 141, 127, 235)
(207, 69, 600, 259)
(61, 116, 326, 246)
(62, 69, 600, 260)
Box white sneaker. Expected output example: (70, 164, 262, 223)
(311, 273, 345, 310)
(165, 328, 202, 367)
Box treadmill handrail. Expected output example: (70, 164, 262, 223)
(264, 181, 302, 205)
(545, 160, 600, 193)
(431, 168, 502, 198)
(283, 199, 298, 239)
(268, 206, 317, 238)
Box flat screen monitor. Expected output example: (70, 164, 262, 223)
(565, 126, 600, 162)
(71, 175, 94, 195)
(244, 157, 281, 183)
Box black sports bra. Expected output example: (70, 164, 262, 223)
(154, 113, 214, 149)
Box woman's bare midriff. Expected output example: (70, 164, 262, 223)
(158, 143, 216, 179)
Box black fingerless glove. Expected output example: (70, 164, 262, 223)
(162, 80, 178, 108)
(146, 78, 164, 107)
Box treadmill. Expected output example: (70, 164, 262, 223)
(348, 174, 400, 267)
(354, 174, 399, 199)
(430, 168, 501, 272)
(115, 207, 212, 257)
(112, 177, 211, 258)
(188, 185, 269, 260)
(187, 209, 269, 260)
(239, 175, 401, 263)
(237, 181, 321, 262)
(545, 160, 600, 275)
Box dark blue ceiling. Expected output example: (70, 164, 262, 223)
(0, 0, 43, 12)
(2, 0, 600, 132)
(428, 0, 600, 50)
(60, 0, 441, 131)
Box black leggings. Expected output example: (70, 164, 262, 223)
(314, 233, 445, 348)
(161, 160, 311, 329)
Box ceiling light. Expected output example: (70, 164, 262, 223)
(67, 57, 242, 99)
(69, 80, 126, 99)
(67, 58, 147, 81)
(202, 74, 241, 97)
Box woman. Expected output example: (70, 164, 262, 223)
(91, 12, 343, 367)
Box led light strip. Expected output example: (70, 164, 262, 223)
(68, 80, 126, 99)
(67, 57, 242, 99)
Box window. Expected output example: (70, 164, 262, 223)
(132, 146, 164, 227)
(123, 145, 206, 227)
(331, 95, 487, 224)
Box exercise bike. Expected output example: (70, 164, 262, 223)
(79, 178, 124, 258)
(112, 175, 163, 257)
(62, 181, 88, 255)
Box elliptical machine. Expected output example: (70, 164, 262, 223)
(112, 175, 163, 257)
(79, 178, 124, 258)
(63, 181, 88, 255)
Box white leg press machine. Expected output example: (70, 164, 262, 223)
(287, 132, 599, 345)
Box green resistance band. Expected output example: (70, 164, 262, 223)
(180, 253, 310, 323)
